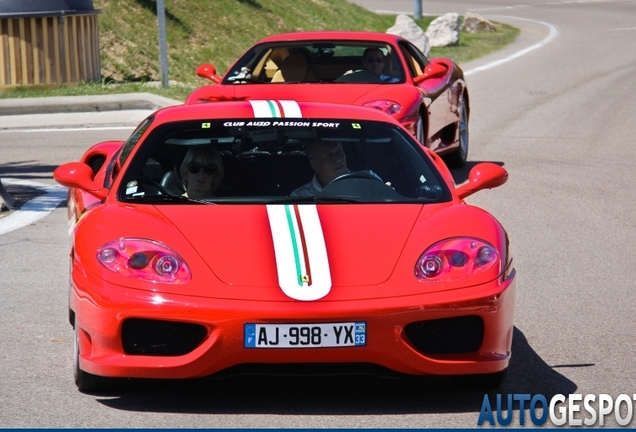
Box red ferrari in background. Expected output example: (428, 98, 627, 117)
(189, 31, 470, 167)
(54, 99, 514, 393)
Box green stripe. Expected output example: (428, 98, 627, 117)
(284, 205, 303, 286)
(266, 100, 279, 118)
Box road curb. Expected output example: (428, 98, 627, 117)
(0, 92, 182, 115)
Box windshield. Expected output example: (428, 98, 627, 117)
(119, 119, 451, 204)
(223, 41, 405, 84)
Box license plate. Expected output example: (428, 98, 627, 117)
(244, 322, 366, 348)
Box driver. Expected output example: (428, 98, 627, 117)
(361, 48, 400, 83)
(290, 140, 384, 197)
(291, 141, 348, 197)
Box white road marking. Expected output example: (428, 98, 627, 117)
(464, 16, 559, 76)
(367, 11, 559, 76)
(0, 178, 67, 236)
(469, 0, 616, 10)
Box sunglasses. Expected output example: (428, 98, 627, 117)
(187, 162, 217, 175)
(364, 57, 384, 63)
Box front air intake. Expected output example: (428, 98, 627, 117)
(122, 318, 207, 356)
(86, 154, 106, 176)
(404, 315, 484, 355)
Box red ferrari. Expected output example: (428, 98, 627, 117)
(54, 99, 514, 393)
(188, 31, 470, 167)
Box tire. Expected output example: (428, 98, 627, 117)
(416, 113, 426, 145)
(73, 317, 119, 393)
(443, 94, 469, 168)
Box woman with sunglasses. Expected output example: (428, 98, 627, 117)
(179, 145, 225, 199)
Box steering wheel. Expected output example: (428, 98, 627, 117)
(335, 69, 383, 83)
(327, 171, 384, 186)
(139, 171, 173, 196)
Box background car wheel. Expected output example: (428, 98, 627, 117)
(416, 114, 426, 145)
(443, 94, 469, 168)
(73, 319, 119, 393)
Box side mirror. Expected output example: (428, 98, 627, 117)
(456, 163, 508, 199)
(196, 63, 222, 84)
(53, 162, 108, 200)
(413, 63, 448, 84)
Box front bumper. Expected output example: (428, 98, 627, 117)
(71, 265, 516, 380)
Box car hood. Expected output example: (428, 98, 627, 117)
(157, 204, 423, 291)
(191, 83, 401, 106)
(78, 201, 501, 301)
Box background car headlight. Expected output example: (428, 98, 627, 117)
(97, 238, 191, 283)
(415, 237, 499, 282)
(363, 100, 401, 115)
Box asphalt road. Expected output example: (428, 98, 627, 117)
(1, 0, 635, 427)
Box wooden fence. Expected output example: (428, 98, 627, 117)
(0, 13, 100, 88)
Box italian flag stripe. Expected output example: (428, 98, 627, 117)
(267, 204, 331, 301)
(293, 204, 312, 286)
(249, 100, 301, 118)
(266, 100, 281, 117)
(283, 204, 306, 286)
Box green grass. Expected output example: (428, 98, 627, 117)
(0, 0, 518, 102)
(433, 21, 519, 64)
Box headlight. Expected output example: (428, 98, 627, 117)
(97, 238, 191, 284)
(363, 100, 401, 115)
(415, 238, 499, 282)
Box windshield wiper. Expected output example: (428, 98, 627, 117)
(267, 196, 361, 204)
(124, 194, 217, 205)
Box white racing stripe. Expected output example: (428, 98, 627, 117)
(249, 100, 302, 118)
(266, 204, 331, 301)
(278, 100, 302, 118)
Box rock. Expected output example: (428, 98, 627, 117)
(426, 12, 461, 47)
(386, 14, 430, 57)
(461, 12, 496, 33)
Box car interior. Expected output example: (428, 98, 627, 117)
(119, 119, 450, 204)
(225, 42, 405, 84)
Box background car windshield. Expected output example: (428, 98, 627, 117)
(223, 41, 404, 84)
(119, 119, 450, 204)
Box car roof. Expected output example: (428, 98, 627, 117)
(256, 31, 403, 45)
(154, 100, 404, 125)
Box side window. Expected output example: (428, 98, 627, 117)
(118, 115, 154, 169)
(399, 42, 430, 77)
